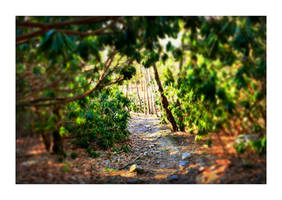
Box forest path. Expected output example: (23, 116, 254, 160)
(16, 113, 266, 184)
(16, 113, 201, 184)
(118, 113, 200, 183)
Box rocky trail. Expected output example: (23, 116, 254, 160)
(16, 113, 266, 184)
(118, 113, 200, 183)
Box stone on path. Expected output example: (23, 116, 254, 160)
(181, 152, 191, 160)
(129, 164, 146, 174)
(178, 160, 189, 167)
(127, 178, 138, 184)
(170, 152, 180, 158)
(167, 175, 179, 182)
(199, 158, 207, 167)
(21, 160, 37, 166)
(234, 134, 258, 146)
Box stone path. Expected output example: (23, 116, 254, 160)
(16, 113, 266, 184)
(120, 113, 199, 183)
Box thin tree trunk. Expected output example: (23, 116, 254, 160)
(123, 85, 126, 96)
(135, 79, 142, 113)
(148, 69, 154, 114)
(52, 107, 64, 155)
(152, 64, 178, 131)
(142, 67, 147, 115)
(125, 84, 129, 98)
(35, 109, 51, 152)
(150, 68, 160, 116)
(144, 67, 151, 114)
(176, 99, 185, 131)
(143, 79, 146, 115)
(147, 68, 154, 115)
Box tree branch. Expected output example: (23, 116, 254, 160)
(16, 17, 120, 45)
(17, 52, 119, 107)
(16, 29, 46, 45)
(17, 16, 115, 29)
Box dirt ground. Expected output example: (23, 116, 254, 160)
(16, 113, 266, 184)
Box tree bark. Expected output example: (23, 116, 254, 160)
(144, 68, 151, 114)
(141, 67, 147, 115)
(150, 68, 160, 116)
(127, 83, 129, 97)
(152, 64, 178, 131)
(52, 107, 64, 155)
(147, 68, 154, 115)
(16, 17, 118, 45)
(135, 79, 142, 112)
(35, 109, 51, 151)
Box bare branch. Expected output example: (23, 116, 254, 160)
(16, 17, 120, 45)
(16, 29, 46, 45)
(17, 17, 115, 29)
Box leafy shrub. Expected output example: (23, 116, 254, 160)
(250, 135, 266, 156)
(86, 146, 101, 158)
(158, 17, 266, 148)
(65, 88, 131, 154)
(195, 135, 203, 142)
(234, 142, 247, 154)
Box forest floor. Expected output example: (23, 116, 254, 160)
(16, 113, 266, 184)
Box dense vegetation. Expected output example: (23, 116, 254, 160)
(158, 17, 266, 154)
(67, 88, 131, 152)
(16, 16, 266, 159)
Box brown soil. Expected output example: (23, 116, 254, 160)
(16, 113, 266, 184)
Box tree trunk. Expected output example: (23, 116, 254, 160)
(176, 99, 185, 131)
(135, 79, 142, 112)
(144, 67, 151, 114)
(41, 132, 51, 152)
(147, 68, 155, 115)
(142, 67, 147, 115)
(125, 84, 129, 98)
(35, 109, 51, 152)
(142, 79, 146, 114)
(151, 68, 160, 117)
(152, 64, 178, 131)
(52, 107, 64, 155)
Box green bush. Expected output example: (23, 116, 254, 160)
(234, 142, 247, 154)
(250, 135, 266, 156)
(158, 17, 266, 146)
(64, 88, 131, 156)
(86, 146, 101, 158)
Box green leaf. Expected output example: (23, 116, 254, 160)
(76, 117, 86, 125)
(63, 34, 76, 50)
(121, 65, 136, 80)
(40, 29, 55, 50)
(134, 51, 141, 63)
(104, 168, 117, 172)
(59, 126, 68, 136)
